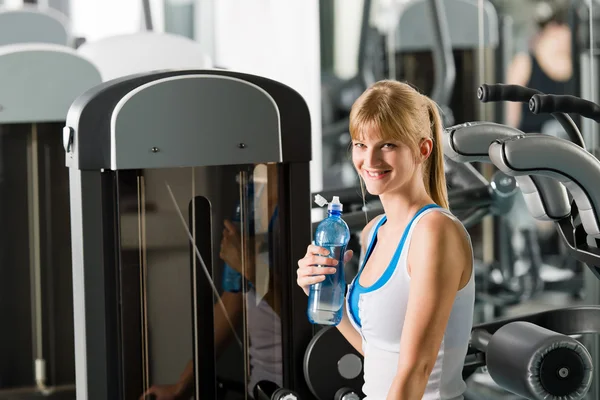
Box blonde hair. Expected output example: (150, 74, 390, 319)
(349, 80, 449, 209)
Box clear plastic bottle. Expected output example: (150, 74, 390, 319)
(221, 202, 243, 293)
(222, 182, 256, 293)
(307, 196, 350, 326)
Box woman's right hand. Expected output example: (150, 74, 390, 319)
(296, 245, 354, 296)
(140, 384, 185, 400)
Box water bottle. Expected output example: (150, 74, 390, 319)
(222, 202, 243, 293)
(307, 195, 351, 326)
(222, 182, 256, 293)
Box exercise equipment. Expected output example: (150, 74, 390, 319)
(0, 5, 71, 46)
(530, 93, 600, 123)
(477, 83, 585, 149)
(454, 93, 600, 400)
(466, 132, 600, 400)
(470, 321, 592, 400)
(0, 43, 101, 394)
(392, 0, 498, 124)
(65, 69, 313, 399)
(76, 31, 213, 81)
(254, 380, 301, 400)
(393, 0, 499, 52)
(476, 83, 587, 298)
(303, 327, 364, 400)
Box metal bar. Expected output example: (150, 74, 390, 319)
(427, 0, 456, 107)
(141, 0, 153, 31)
(470, 329, 492, 352)
(27, 123, 45, 387)
(356, 0, 373, 87)
(164, 0, 194, 39)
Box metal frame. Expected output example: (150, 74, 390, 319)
(66, 69, 314, 399)
(0, 44, 101, 124)
(0, 4, 71, 46)
(394, 0, 499, 51)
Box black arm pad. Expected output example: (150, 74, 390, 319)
(486, 322, 593, 400)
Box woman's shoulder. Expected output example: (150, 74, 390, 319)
(408, 209, 472, 273)
(412, 208, 470, 248)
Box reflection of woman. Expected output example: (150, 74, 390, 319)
(506, 1, 572, 133)
(141, 166, 282, 400)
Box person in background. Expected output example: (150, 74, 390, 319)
(506, 0, 573, 134)
(505, 0, 574, 278)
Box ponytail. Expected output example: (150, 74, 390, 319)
(424, 98, 449, 209)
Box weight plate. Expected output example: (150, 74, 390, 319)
(303, 327, 365, 400)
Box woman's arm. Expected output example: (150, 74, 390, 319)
(334, 296, 364, 356)
(386, 213, 472, 400)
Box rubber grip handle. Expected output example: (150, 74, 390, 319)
(478, 84, 542, 103)
(530, 94, 600, 123)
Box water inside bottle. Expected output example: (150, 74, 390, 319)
(307, 244, 346, 325)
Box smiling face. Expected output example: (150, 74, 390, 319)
(352, 124, 432, 196)
(348, 80, 449, 208)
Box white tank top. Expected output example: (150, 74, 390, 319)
(346, 206, 475, 400)
(246, 277, 284, 397)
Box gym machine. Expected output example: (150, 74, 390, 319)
(64, 65, 600, 400)
(564, 3, 600, 397)
(449, 92, 600, 400)
(76, 31, 213, 82)
(391, 0, 498, 123)
(0, 4, 71, 46)
(65, 69, 314, 400)
(465, 127, 600, 400)
(0, 43, 101, 395)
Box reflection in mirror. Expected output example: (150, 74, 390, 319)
(118, 164, 285, 400)
(211, 163, 284, 399)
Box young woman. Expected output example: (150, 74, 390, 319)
(297, 80, 475, 400)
